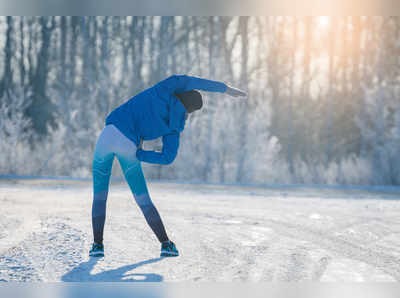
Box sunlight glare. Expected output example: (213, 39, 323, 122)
(317, 16, 330, 28)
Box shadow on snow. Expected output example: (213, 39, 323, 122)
(61, 257, 164, 282)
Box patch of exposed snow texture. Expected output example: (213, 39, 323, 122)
(1, 178, 400, 282)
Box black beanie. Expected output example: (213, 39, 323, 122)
(174, 90, 203, 113)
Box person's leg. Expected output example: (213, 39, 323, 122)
(117, 156, 169, 243)
(91, 128, 115, 245)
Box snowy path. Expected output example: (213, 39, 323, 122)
(1, 179, 400, 282)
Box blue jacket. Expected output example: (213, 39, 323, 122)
(105, 75, 227, 164)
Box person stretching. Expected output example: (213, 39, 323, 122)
(89, 74, 246, 257)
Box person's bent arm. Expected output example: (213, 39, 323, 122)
(156, 74, 228, 94)
(158, 74, 247, 98)
(136, 133, 180, 165)
(176, 75, 228, 93)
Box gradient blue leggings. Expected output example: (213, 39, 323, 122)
(91, 124, 169, 244)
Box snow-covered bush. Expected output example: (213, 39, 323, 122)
(0, 89, 33, 175)
(355, 84, 400, 185)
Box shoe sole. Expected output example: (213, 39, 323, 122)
(89, 252, 104, 257)
(160, 251, 179, 257)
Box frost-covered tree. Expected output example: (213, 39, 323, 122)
(1, 16, 400, 185)
(0, 89, 32, 174)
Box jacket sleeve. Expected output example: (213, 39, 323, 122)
(136, 133, 180, 165)
(157, 74, 227, 94)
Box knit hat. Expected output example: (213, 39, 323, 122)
(174, 90, 203, 113)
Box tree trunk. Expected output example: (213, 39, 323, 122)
(0, 16, 14, 100)
(288, 17, 298, 180)
(236, 16, 250, 183)
(325, 17, 337, 166)
(19, 17, 26, 89)
(26, 17, 57, 138)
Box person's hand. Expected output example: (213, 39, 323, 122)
(225, 85, 247, 98)
(138, 138, 143, 150)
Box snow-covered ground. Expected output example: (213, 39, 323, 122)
(1, 178, 400, 282)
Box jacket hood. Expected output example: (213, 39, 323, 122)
(168, 96, 187, 132)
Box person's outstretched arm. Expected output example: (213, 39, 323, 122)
(156, 74, 247, 97)
(136, 133, 180, 165)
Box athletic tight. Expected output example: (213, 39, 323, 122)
(91, 124, 169, 244)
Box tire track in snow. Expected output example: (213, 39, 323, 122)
(199, 220, 278, 281)
(265, 218, 400, 280)
(0, 216, 87, 281)
(0, 216, 21, 240)
(311, 256, 332, 281)
(280, 245, 312, 281)
(0, 246, 42, 281)
(189, 217, 321, 281)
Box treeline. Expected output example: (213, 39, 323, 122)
(0, 16, 399, 185)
